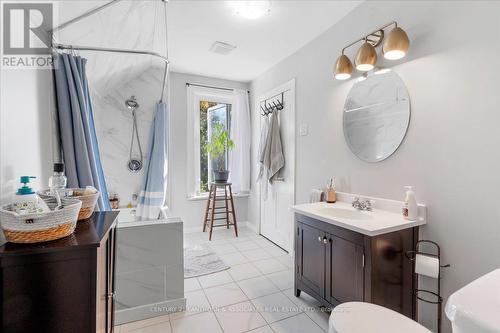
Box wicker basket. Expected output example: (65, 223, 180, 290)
(39, 188, 100, 221)
(0, 198, 82, 243)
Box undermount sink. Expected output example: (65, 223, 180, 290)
(317, 207, 373, 220)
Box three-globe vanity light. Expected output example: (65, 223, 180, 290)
(334, 21, 409, 80)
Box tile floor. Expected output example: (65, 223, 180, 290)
(115, 227, 330, 333)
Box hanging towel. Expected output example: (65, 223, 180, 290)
(263, 112, 285, 183)
(257, 116, 271, 200)
(136, 102, 169, 220)
(257, 116, 270, 181)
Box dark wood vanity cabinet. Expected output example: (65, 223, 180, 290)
(295, 213, 417, 318)
(0, 211, 118, 333)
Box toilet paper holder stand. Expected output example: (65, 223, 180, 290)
(405, 240, 450, 333)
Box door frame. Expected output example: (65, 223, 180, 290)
(257, 78, 296, 250)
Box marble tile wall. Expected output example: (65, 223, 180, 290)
(115, 220, 184, 320)
(92, 67, 165, 206)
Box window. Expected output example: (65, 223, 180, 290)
(199, 101, 232, 193)
(187, 85, 250, 198)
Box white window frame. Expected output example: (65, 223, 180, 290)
(186, 85, 235, 198)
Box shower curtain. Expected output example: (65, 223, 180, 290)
(53, 53, 111, 211)
(136, 102, 169, 220)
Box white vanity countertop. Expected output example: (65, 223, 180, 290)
(291, 201, 426, 236)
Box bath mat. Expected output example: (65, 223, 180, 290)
(184, 244, 229, 278)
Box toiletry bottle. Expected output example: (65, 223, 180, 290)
(403, 186, 418, 220)
(48, 163, 67, 194)
(326, 178, 337, 203)
(12, 176, 49, 214)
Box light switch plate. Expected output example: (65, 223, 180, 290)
(299, 123, 308, 136)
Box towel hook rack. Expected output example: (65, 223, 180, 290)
(260, 92, 284, 117)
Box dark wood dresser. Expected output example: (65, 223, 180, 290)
(0, 211, 118, 333)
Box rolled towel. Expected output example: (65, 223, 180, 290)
(310, 189, 324, 203)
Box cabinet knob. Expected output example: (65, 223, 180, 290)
(323, 237, 328, 244)
(318, 236, 322, 242)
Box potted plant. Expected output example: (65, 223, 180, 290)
(205, 123, 235, 183)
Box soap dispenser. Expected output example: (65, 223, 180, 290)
(402, 186, 418, 220)
(12, 176, 49, 214)
(326, 178, 337, 203)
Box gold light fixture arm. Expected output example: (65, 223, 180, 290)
(341, 21, 397, 54)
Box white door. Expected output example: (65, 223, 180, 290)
(259, 81, 295, 252)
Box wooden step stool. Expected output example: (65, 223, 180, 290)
(203, 182, 238, 240)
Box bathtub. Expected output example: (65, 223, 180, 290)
(114, 208, 185, 325)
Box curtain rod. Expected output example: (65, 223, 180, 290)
(52, 43, 170, 64)
(185, 82, 250, 94)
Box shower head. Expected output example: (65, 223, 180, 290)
(125, 96, 139, 110)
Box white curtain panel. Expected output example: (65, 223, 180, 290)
(229, 89, 251, 193)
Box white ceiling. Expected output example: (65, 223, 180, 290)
(167, 0, 360, 81)
(55, 0, 360, 86)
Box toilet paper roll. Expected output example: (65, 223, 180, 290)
(415, 254, 440, 278)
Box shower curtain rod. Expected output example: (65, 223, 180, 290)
(186, 82, 250, 94)
(52, 43, 170, 64)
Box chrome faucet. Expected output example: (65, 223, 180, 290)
(352, 197, 374, 211)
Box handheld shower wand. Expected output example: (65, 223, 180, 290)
(125, 96, 143, 172)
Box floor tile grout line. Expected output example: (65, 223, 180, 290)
(281, 289, 329, 332)
(168, 316, 174, 333)
(302, 309, 328, 333)
(198, 285, 225, 332)
(240, 323, 272, 333)
(234, 274, 280, 302)
(253, 298, 304, 326)
(267, 312, 313, 331)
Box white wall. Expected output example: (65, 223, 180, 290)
(169, 72, 249, 232)
(249, 1, 500, 332)
(0, 69, 53, 204)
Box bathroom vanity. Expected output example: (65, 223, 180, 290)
(0, 211, 118, 333)
(292, 196, 426, 318)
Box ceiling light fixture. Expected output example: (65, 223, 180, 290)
(230, 1, 271, 20)
(333, 21, 410, 80)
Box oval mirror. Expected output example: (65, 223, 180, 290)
(343, 70, 410, 162)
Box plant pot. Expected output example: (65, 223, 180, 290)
(213, 170, 230, 183)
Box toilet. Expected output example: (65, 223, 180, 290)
(328, 302, 431, 333)
(445, 269, 500, 333)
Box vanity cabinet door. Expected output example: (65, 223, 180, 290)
(296, 222, 326, 298)
(106, 227, 117, 333)
(326, 235, 364, 304)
